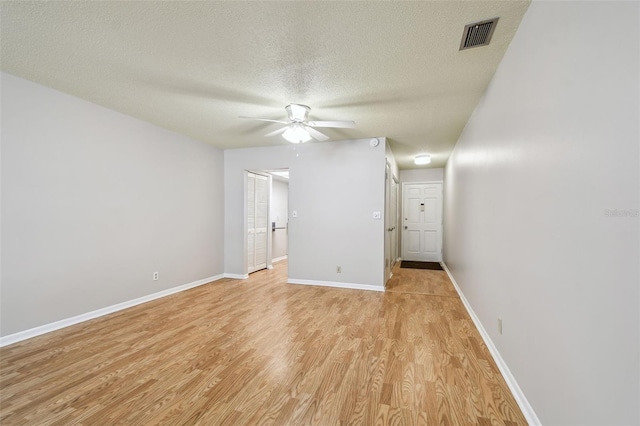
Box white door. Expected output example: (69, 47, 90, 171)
(247, 172, 269, 273)
(402, 182, 443, 262)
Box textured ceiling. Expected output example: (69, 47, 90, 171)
(1, 1, 530, 169)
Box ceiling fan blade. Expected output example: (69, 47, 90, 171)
(264, 127, 289, 137)
(306, 120, 355, 128)
(306, 127, 330, 141)
(239, 116, 289, 124)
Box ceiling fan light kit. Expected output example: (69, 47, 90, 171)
(282, 124, 312, 144)
(414, 154, 431, 165)
(240, 103, 355, 144)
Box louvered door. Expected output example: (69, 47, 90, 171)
(247, 173, 269, 273)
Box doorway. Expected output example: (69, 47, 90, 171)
(384, 162, 400, 284)
(246, 169, 289, 275)
(269, 170, 289, 265)
(401, 182, 443, 262)
(390, 175, 399, 266)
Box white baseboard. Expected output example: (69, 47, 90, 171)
(441, 262, 541, 426)
(0, 274, 224, 348)
(288, 278, 384, 292)
(224, 273, 248, 279)
(272, 255, 288, 263)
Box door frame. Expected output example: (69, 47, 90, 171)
(391, 175, 399, 267)
(268, 171, 290, 267)
(384, 163, 400, 285)
(400, 180, 444, 262)
(384, 163, 391, 283)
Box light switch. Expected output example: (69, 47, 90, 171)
(373, 211, 381, 219)
(292, 210, 298, 218)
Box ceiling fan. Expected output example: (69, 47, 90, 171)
(240, 104, 355, 143)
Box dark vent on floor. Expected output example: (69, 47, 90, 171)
(460, 18, 499, 50)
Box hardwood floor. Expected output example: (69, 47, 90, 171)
(0, 261, 527, 425)
(385, 267, 458, 298)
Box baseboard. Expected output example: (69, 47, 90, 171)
(441, 262, 541, 426)
(0, 274, 224, 348)
(287, 278, 384, 292)
(272, 255, 288, 263)
(224, 273, 249, 279)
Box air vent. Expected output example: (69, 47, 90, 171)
(460, 18, 499, 50)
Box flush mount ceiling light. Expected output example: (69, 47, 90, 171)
(282, 124, 312, 144)
(414, 153, 431, 165)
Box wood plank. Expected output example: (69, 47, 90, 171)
(0, 262, 527, 425)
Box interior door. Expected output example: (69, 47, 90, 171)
(402, 182, 443, 262)
(247, 172, 269, 273)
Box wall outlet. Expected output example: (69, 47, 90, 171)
(153, 272, 159, 281)
(498, 318, 503, 335)
(337, 266, 341, 273)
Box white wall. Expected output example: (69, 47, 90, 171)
(224, 138, 388, 288)
(270, 178, 288, 260)
(1, 72, 225, 337)
(399, 168, 444, 183)
(443, 2, 639, 425)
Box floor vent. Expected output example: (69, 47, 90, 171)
(460, 18, 499, 50)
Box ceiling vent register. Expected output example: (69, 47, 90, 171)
(460, 18, 499, 50)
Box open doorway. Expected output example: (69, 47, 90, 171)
(268, 170, 289, 265)
(245, 169, 289, 275)
(384, 162, 400, 285)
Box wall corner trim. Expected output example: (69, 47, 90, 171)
(441, 262, 542, 426)
(287, 278, 384, 292)
(0, 274, 225, 348)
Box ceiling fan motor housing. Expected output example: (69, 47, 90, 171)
(285, 104, 310, 122)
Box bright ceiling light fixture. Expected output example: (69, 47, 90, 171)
(414, 153, 431, 165)
(282, 124, 312, 144)
(240, 103, 355, 143)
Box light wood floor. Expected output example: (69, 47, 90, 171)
(0, 262, 527, 425)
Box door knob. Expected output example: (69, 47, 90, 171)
(404, 226, 408, 230)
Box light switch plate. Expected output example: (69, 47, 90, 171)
(292, 210, 298, 218)
(373, 211, 381, 219)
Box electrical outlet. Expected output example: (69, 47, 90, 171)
(498, 318, 503, 335)
(337, 266, 341, 273)
(153, 272, 159, 281)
